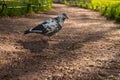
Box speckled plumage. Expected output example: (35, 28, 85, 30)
(24, 13, 68, 37)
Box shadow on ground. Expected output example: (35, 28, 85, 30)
(0, 27, 109, 80)
(0, 3, 120, 80)
(18, 40, 49, 53)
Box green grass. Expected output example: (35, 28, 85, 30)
(90, 0, 120, 22)
(64, 0, 120, 22)
(0, 0, 53, 16)
(64, 0, 91, 8)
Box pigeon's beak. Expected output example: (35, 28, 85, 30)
(66, 15, 69, 19)
(66, 16, 69, 19)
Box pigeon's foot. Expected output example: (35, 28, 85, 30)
(48, 37, 58, 41)
(48, 38, 60, 44)
(49, 38, 58, 41)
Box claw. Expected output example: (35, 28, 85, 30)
(49, 38, 58, 41)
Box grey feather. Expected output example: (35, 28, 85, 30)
(24, 13, 68, 37)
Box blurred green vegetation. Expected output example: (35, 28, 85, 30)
(64, 0, 120, 22)
(1, 0, 120, 22)
(0, 0, 53, 16)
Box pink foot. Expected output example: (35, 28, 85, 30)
(49, 38, 58, 41)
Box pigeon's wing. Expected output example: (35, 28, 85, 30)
(31, 24, 48, 34)
(42, 18, 62, 36)
(30, 18, 53, 34)
(30, 18, 60, 36)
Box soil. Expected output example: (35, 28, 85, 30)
(0, 4, 120, 80)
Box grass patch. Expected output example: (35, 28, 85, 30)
(64, 0, 120, 22)
(0, 0, 53, 16)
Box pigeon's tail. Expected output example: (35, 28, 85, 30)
(24, 29, 31, 34)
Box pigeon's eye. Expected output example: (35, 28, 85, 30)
(63, 18, 65, 20)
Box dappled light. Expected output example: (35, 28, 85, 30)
(0, 3, 120, 80)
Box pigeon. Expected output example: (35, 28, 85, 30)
(24, 13, 68, 41)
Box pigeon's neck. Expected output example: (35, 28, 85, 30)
(55, 16, 64, 27)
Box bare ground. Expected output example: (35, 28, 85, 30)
(0, 4, 120, 80)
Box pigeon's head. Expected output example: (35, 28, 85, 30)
(59, 13, 68, 21)
(61, 13, 68, 19)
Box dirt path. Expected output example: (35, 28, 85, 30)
(0, 4, 120, 80)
